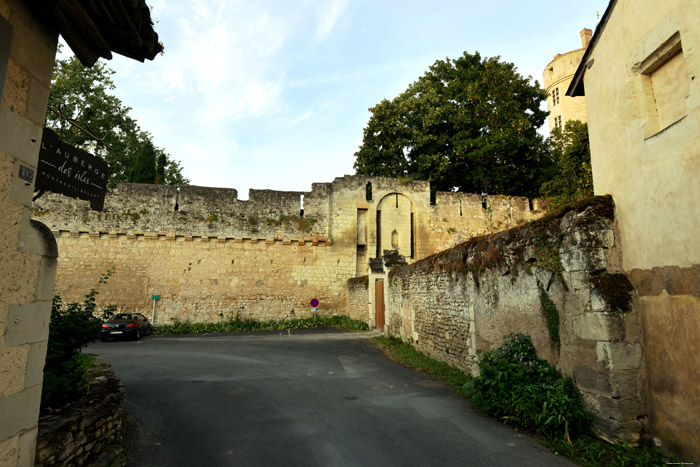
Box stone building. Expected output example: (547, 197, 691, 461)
(543, 28, 591, 131)
(568, 0, 700, 461)
(0, 1, 161, 465)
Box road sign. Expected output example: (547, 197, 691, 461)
(152, 295, 160, 300)
(310, 298, 319, 308)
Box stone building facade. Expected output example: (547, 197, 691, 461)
(33, 178, 549, 326)
(543, 28, 591, 131)
(569, 0, 700, 461)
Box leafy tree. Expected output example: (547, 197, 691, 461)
(540, 120, 593, 205)
(45, 51, 189, 189)
(354, 51, 550, 197)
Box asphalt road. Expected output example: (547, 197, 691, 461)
(90, 328, 576, 467)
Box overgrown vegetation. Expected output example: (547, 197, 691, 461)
(373, 333, 673, 466)
(464, 334, 586, 439)
(538, 286, 560, 345)
(540, 120, 593, 207)
(42, 271, 115, 408)
(152, 314, 369, 335)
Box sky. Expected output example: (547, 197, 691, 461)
(94, 0, 610, 199)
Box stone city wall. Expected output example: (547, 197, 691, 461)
(32, 176, 548, 324)
(381, 196, 647, 444)
(52, 232, 353, 324)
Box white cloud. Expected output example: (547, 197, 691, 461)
(315, 0, 350, 43)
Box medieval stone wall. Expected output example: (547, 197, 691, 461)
(381, 197, 647, 445)
(53, 232, 349, 324)
(33, 176, 548, 324)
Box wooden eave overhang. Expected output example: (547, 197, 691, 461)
(567, 0, 618, 97)
(33, 0, 163, 67)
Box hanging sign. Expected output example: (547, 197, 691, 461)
(36, 128, 109, 211)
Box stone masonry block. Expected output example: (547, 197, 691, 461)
(24, 340, 48, 388)
(0, 346, 29, 398)
(596, 342, 642, 370)
(573, 365, 639, 398)
(18, 426, 37, 466)
(0, 106, 43, 163)
(560, 249, 585, 272)
(569, 270, 588, 290)
(5, 301, 51, 346)
(0, 385, 41, 442)
(0, 436, 19, 467)
(2, 59, 29, 115)
(573, 312, 611, 341)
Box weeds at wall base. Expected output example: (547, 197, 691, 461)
(152, 315, 369, 335)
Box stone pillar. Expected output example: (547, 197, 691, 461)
(0, 0, 59, 465)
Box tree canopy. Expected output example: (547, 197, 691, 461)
(45, 52, 189, 189)
(353, 51, 550, 198)
(540, 120, 593, 205)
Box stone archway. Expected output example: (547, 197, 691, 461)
(376, 193, 415, 260)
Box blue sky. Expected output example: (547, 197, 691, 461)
(99, 0, 609, 198)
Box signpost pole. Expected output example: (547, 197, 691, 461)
(310, 298, 320, 323)
(151, 294, 160, 325)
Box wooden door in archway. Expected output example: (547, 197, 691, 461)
(375, 279, 385, 330)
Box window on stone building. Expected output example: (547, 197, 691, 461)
(365, 182, 373, 201)
(552, 87, 560, 106)
(554, 115, 563, 130)
(633, 33, 691, 139)
(649, 51, 688, 129)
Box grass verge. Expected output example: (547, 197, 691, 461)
(371, 335, 673, 467)
(152, 314, 369, 335)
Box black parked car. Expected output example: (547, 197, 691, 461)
(100, 313, 152, 341)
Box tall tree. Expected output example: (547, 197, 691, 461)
(129, 139, 157, 184)
(354, 51, 550, 197)
(540, 120, 593, 205)
(46, 51, 189, 188)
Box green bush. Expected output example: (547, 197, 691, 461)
(463, 333, 589, 440)
(42, 271, 114, 409)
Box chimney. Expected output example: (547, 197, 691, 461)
(581, 28, 593, 48)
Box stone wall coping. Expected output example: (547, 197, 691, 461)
(50, 229, 331, 245)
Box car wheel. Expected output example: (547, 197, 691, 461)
(100, 336, 107, 342)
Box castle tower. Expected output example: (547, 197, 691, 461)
(543, 28, 592, 132)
